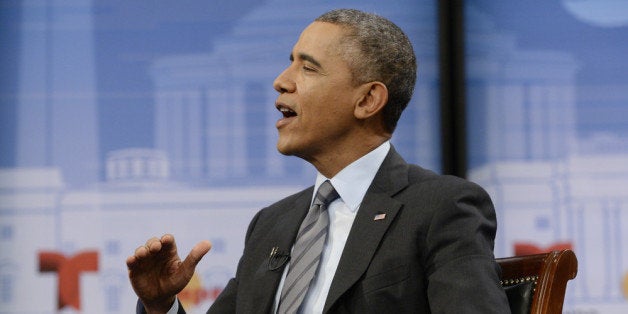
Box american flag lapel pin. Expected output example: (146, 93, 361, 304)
(374, 213, 386, 221)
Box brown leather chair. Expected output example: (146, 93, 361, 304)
(497, 249, 578, 314)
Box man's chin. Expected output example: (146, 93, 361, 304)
(277, 149, 293, 156)
(276, 143, 294, 156)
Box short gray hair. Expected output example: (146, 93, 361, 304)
(315, 8, 417, 133)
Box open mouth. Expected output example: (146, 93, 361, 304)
(277, 104, 297, 118)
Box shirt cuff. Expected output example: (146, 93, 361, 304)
(166, 297, 180, 314)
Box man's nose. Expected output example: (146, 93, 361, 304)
(273, 67, 295, 93)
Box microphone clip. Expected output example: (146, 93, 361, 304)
(268, 246, 290, 271)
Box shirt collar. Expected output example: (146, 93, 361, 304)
(313, 141, 390, 212)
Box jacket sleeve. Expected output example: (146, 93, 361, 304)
(424, 179, 510, 313)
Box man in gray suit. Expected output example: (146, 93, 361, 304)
(127, 8, 510, 313)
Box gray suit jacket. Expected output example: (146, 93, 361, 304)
(206, 146, 510, 313)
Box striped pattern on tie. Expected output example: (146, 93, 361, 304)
(277, 180, 339, 314)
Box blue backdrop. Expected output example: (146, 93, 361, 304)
(466, 0, 628, 312)
(0, 1, 440, 312)
(2, 0, 626, 312)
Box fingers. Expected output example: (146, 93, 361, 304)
(190, 240, 212, 265)
(127, 235, 209, 270)
(140, 234, 175, 256)
(125, 254, 137, 268)
(145, 236, 163, 253)
(126, 247, 147, 271)
(126, 234, 208, 306)
(180, 240, 212, 275)
(160, 233, 175, 244)
(126, 235, 173, 270)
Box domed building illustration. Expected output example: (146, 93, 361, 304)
(2, 0, 627, 312)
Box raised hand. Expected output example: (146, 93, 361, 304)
(126, 234, 212, 313)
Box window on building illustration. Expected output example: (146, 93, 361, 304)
(0, 273, 13, 303)
(105, 240, 120, 255)
(0, 225, 12, 241)
(105, 285, 120, 311)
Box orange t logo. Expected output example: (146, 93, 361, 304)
(39, 250, 99, 310)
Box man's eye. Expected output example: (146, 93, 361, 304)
(303, 66, 316, 72)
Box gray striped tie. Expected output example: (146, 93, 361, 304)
(277, 180, 339, 313)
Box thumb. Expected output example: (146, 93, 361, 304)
(180, 240, 212, 273)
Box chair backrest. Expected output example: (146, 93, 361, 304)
(496, 249, 578, 314)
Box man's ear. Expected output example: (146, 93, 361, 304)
(354, 81, 388, 120)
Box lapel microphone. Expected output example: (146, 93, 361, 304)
(268, 246, 291, 271)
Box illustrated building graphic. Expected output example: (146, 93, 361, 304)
(1, 0, 628, 313)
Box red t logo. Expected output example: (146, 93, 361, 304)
(39, 250, 99, 310)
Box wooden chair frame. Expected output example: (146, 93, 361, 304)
(496, 249, 578, 314)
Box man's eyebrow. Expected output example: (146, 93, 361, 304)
(290, 52, 323, 69)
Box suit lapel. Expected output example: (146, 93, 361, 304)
(323, 147, 410, 312)
(246, 188, 313, 313)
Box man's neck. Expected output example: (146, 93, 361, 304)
(310, 136, 389, 178)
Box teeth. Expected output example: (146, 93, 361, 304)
(276, 102, 297, 119)
(278, 106, 296, 117)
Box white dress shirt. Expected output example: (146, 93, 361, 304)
(273, 141, 390, 313)
(167, 141, 390, 314)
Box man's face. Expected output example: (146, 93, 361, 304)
(273, 22, 363, 162)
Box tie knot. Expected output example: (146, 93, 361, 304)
(314, 180, 339, 207)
